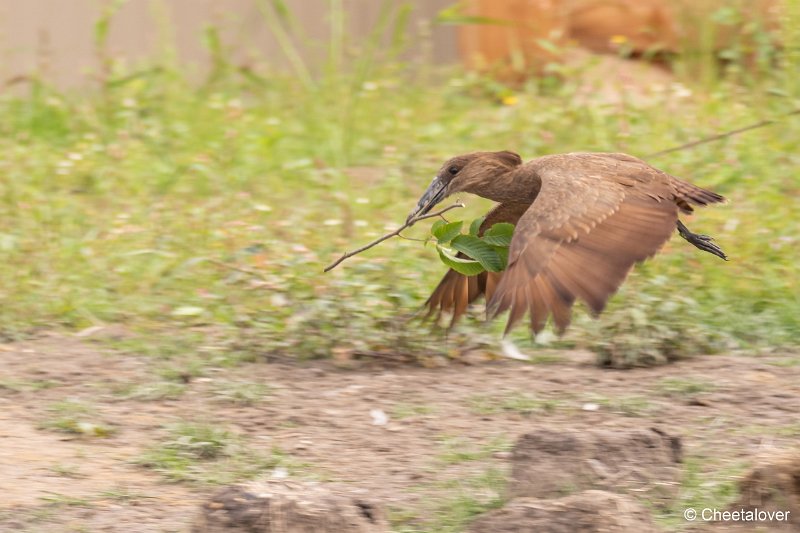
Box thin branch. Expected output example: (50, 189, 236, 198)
(323, 202, 464, 272)
(647, 108, 800, 158)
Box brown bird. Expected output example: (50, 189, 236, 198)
(406, 151, 727, 334)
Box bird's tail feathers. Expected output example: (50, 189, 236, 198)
(672, 178, 725, 208)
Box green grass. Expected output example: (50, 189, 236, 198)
(0, 0, 797, 365)
(1, 56, 797, 360)
(210, 379, 271, 405)
(48, 463, 85, 479)
(774, 423, 800, 437)
(391, 402, 436, 419)
(656, 457, 747, 530)
(0, 378, 60, 393)
(137, 421, 286, 485)
(39, 493, 93, 507)
(583, 394, 661, 417)
(436, 435, 511, 464)
(394, 467, 508, 533)
(113, 380, 187, 401)
(657, 378, 716, 398)
(96, 487, 155, 504)
(767, 356, 800, 367)
(39, 400, 115, 437)
(468, 393, 561, 416)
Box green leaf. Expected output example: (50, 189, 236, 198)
(432, 221, 463, 244)
(469, 216, 486, 236)
(437, 245, 486, 276)
(492, 246, 509, 269)
(450, 235, 504, 272)
(481, 223, 515, 247)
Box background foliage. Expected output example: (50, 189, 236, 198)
(0, 1, 798, 365)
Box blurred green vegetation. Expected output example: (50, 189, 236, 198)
(0, 1, 798, 366)
(137, 421, 289, 485)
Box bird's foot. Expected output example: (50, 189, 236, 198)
(677, 221, 727, 260)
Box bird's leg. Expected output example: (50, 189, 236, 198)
(677, 220, 727, 260)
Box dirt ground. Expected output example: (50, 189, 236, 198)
(2, 334, 799, 532)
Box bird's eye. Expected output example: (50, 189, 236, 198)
(448, 166, 459, 175)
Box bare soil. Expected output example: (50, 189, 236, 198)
(1, 334, 799, 532)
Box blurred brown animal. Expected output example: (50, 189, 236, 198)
(407, 151, 726, 334)
(458, 0, 781, 80)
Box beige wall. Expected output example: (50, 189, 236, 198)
(0, 0, 459, 89)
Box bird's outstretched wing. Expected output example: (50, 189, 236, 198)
(424, 202, 529, 326)
(486, 153, 684, 334)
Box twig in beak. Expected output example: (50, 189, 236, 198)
(323, 202, 465, 272)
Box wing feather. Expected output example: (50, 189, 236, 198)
(451, 275, 470, 327)
(487, 154, 680, 334)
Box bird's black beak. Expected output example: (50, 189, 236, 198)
(407, 176, 446, 224)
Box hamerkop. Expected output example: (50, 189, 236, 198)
(407, 151, 726, 334)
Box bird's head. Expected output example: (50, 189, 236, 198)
(406, 151, 522, 223)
